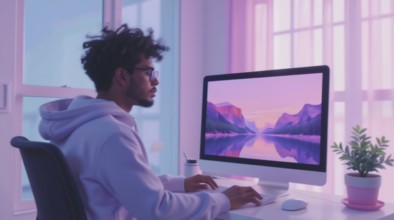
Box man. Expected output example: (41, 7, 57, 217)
(39, 24, 262, 220)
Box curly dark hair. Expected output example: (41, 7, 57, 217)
(81, 24, 169, 91)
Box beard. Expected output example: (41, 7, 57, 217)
(125, 85, 155, 108)
(137, 98, 154, 107)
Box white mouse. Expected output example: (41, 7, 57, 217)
(281, 199, 308, 211)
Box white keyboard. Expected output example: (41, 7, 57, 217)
(204, 177, 290, 205)
(206, 185, 278, 205)
(260, 193, 277, 205)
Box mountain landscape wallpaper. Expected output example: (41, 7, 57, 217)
(204, 73, 323, 165)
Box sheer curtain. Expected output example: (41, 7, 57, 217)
(232, 0, 394, 203)
(317, 0, 394, 204)
(357, 0, 394, 203)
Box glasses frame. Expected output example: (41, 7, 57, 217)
(123, 66, 159, 81)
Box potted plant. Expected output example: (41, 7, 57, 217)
(331, 125, 394, 210)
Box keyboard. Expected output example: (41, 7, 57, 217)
(206, 185, 279, 205)
(204, 177, 290, 205)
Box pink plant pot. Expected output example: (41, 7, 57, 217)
(345, 173, 381, 205)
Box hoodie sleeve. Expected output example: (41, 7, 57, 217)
(159, 174, 185, 192)
(95, 130, 230, 220)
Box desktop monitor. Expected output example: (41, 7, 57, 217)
(199, 65, 329, 195)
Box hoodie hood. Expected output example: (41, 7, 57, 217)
(39, 95, 135, 141)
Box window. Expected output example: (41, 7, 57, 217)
(14, 0, 101, 212)
(11, 0, 179, 214)
(121, 0, 179, 175)
(234, 0, 394, 203)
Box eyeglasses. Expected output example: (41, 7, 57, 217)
(124, 67, 159, 81)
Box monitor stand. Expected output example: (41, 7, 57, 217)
(256, 180, 289, 197)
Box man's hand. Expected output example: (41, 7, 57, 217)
(222, 185, 263, 210)
(184, 174, 219, 192)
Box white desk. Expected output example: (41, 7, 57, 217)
(211, 177, 394, 220)
(218, 189, 394, 220)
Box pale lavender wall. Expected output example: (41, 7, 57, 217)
(179, 0, 229, 175)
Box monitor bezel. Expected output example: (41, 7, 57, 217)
(199, 65, 330, 173)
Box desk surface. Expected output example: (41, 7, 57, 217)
(214, 179, 394, 220)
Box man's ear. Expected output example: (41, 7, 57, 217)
(113, 67, 129, 87)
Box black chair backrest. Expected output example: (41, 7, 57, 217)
(10, 136, 87, 220)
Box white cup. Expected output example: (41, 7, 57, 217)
(184, 159, 202, 177)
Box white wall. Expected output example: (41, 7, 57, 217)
(179, 0, 229, 174)
(0, 0, 36, 219)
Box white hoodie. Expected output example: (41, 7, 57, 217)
(39, 95, 229, 220)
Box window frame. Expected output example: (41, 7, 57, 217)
(12, 0, 110, 213)
(246, 0, 394, 198)
(12, 0, 180, 214)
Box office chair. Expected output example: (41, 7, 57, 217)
(10, 136, 87, 220)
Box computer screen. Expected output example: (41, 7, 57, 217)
(199, 65, 329, 194)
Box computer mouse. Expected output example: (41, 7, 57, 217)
(281, 199, 308, 211)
